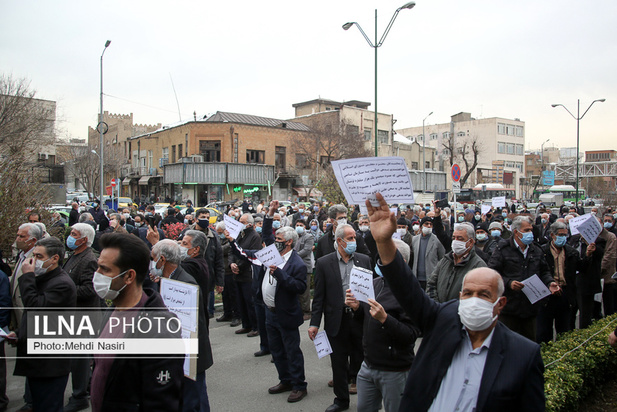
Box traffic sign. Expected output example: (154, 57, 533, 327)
(452, 182, 461, 194)
(451, 164, 461, 182)
(110, 178, 117, 187)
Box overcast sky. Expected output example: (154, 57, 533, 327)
(2, 0, 616, 153)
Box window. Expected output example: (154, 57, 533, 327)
(516, 144, 524, 156)
(425, 161, 431, 169)
(515, 126, 524, 137)
(430, 133, 438, 140)
(199, 140, 221, 162)
(505, 161, 515, 168)
(498, 142, 505, 154)
(498, 123, 506, 134)
(507, 143, 515, 155)
(275, 146, 286, 170)
(443, 132, 451, 139)
(296, 154, 309, 169)
(347, 125, 360, 136)
(412, 161, 419, 169)
(246, 150, 265, 164)
(171, 145, 176, 163)
(516, 162, 524, 172)
(364, 128, 372, 141)
(442, 148, 450, 155)
(378, 130, 389, 144)
(178, 144, 183, 159)
(148, 150, 153, 169)
(233, 134, 238, 163)
(506, 124, 515, 136)
(417, 134, 424, 142)
(457, 132, 465, 137)
(162, 147, 169, 161)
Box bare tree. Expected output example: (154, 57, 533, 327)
(56, 143, 100, 198)
(292, 114, 371, 203)
(0, 75, 55, 253)
(442, 134, 481, 188)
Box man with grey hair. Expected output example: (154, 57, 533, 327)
(310, 222, 372, 412)
(227, 201, 308, 402)
(315, 204, 370, 261)
(366, 192, 546, 411)
(11, 223, 44, 329)
(62, 223, 100, 412)
(489, 215, 560, 341)
(427, 222, 487, 303)
(150, 239, 213, 411)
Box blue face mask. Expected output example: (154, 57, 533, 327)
(273, 221, 281, 229)
(502, 213, 508, 218)
(605, 222, 613, 229)
(342, 240, 356, 254)
(296, 226, 305, 235)
(375, 265, 383, 277)
(554, 235, 568, 247)
(255, 226, 262, 233)
(520, 231, 534, 245)
(310, 225, 318, 231)
(219, 233, 226, 240)
(66, 235, 82, 250)
(491, 230, 501, 238)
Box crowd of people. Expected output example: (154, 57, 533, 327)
(1, 193, 616, 412)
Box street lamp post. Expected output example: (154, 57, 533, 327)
(551, 98, 605, 205)
(422, 111, 433, 192)
(343, 2, 416, 157)
(540, 138, 550, 182)
(99, 40, 111, 201)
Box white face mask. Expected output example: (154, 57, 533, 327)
(458, 296, 500, 331)
(359, 225, 369, 232)
(150, 258, 163, 278)
(412, 224, 420, 232)
(93, 270, 128, 300)
(34, 258, 51, 276)
(451, 239, 469, 256)
(179, 246, 189, 259)
(421, 226, 432, 236)
(396, 228, 407, 237)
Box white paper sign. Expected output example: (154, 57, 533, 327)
(349, 266, 375, 304)
(481, 205, 491, 215)
(223, 215, 243, 239)
(314, 331, 333, 359)
(331, 157, 414, 206)
(390, 207, 399, 216)
(160, 278, 199, 332)
(520, 274, 551, 304)
(575, 214, 603, 244)
(391, 232, 401, 240)
(254, 243, 286, 269)
(181, 329, 192, 376)
(491, 196, 506, 208)
(568, 214, 587, 235)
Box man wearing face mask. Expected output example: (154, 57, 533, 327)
(310, 223, 372, 412)
(411, 217, 446, 290)
(8, 237, 76, 412)
(215, 222, 241, 326)
(131, 213, 166, 250)
(178, 230, 212, 322)
(396, 218, 413, 248)
(228, 201, 309, 403)
(62, 223, 100, 412)
(150, 239, 213, 412)
(604, 213, 617, 237)
(427, 223, 487, 303)
(533, 213, 551, 246)
(294, 220, 315, 320)
(90, 233, 183, 411)
(88, 199, 109, 231)
(536, 222, 583, 343)
(488, 215, 560, 341)
(366, 192, 546, 411)
(315, 205, 370, 262)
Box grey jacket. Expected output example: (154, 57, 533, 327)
(411, 233, 445, 281)
(426, 249, 487, 303)
(294, 231, 315, 272)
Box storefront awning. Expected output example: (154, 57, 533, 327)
(138, 176, 151, 186)
(122, 177, 132, 185)
(293, 187, 323, 198)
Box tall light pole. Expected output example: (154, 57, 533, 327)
(422, 111, 433, 192)
(98, 40, 111, 201)
(343, 2, 416, 157)
(551, 98, 605, 205)
(540, 138, 550, 179)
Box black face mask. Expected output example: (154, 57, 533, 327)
(275, 241, 287, 252)
(197, 219, 209, 229)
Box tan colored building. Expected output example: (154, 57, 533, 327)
(396, 112, 526, 197)
(123, 112, 314, 204)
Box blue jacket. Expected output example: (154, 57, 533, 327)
(0, 270, 10, 329)
(380, 251, 545, 412)
(231, 217, 306, 329)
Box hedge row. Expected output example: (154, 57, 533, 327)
(542, 314, 617, 412)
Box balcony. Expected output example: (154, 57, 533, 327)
(163, 162, 274, 185)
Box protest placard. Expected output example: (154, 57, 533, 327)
(254, 243, 285, 269)
(331, 157, 414, 206)
(223, 214, 243, 239)
(520, 274, 551, 304)
(314, 331, 333, 359)
(574, 214, 603, 244)
(481, 205, 491, 215)
(491, 196, 506, 208)
(349, 266, 375, 304)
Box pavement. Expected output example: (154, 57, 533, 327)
(3, 307, 361, 412)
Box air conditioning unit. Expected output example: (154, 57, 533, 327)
(38, 153, 49, 160)
(159, 157, 169, 167)
(190, 155, 204, 162)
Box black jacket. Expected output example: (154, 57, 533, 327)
(541, 242, 581, 305)
(181, 257, 210, 317)
(94, 288, 184, 412)
(568, 234, 605, 296)
(314, 227, 370, 261)
(69, 208, 80, 226)
(354, 277, 419, 371)
(63, 247, 100, 308)
(229, 227, 262, 283)
(15, 267, 77, 377)
(488, 237, 553, 318)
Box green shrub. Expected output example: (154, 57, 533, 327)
(542, 314, 617, 412)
